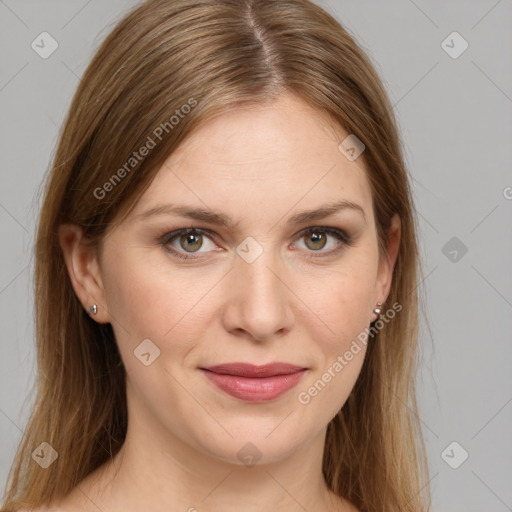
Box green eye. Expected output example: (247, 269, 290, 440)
(177, 232, 204, 252)
(160, 228, 216, 259)
(159, 226, 352, 261)
(295, 227, 352, 258)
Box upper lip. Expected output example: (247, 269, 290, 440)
(201, 362, 307, 378)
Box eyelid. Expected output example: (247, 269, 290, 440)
(291, 226, 352, 259)
(159, 225, 353, 260)
(158, 227, 219, 259)
(298, 226, 351, 245)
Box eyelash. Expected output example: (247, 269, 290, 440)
(158, 226, 354, 261)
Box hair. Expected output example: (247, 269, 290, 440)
(2, 0, 431, 510)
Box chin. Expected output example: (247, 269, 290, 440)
(189, 419, 314, 467)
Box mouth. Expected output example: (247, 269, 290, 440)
(199, 362, 308, 402)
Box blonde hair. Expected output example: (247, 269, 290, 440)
(2, 1, 430, 510)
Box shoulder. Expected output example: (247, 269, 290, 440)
(17, 508, 49, 512)
(346, 499, 361, 512)
(18, 506, 63, 512)
(327, 492, 361, 512)
(22, 464, 109, 512)
(17, 495, 71, 512)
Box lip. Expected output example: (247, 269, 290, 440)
(200, 362, 307, 402)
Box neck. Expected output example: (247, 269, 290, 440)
(56, 380, 353, 512)
(61, 418, 349, 511)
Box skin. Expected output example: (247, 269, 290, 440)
(54, 93, 400, 512)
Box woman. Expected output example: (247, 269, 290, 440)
(2, 0, 431, 510)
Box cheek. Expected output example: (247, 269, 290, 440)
(100, 247, 222, 364)
(300, 255, 377, 346)
(293, 250, 377, 413)
(295, 265, 374, 417)
(100, 235, 378, 372)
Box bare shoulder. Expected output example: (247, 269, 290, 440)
(328, 491, 361, 512)
(16, 492, 78, 512)
(18, 504, 65, 512)
(20, 492, 90, 512)
(17, 507, 58, 512)
(21, 462, 113, 512)
(339, 496, 361, 512)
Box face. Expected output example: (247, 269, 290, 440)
(66, 93, 399, 466)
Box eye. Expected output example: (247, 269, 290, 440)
(159, 227, 218, 260)
(292, 227, 352, 258)
(158, 226, 353, 261)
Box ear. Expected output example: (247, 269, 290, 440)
(58, 223, 110, 324)
(374, 213, 401, 308)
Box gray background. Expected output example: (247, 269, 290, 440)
(1, 1, 511, 510)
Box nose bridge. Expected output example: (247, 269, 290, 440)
(223, 237, 293, 339)
(239, 246, 281, 300)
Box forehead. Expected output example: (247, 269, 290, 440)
(131, 94, 373, 227)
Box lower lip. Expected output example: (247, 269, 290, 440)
(201, 369, 306, 402)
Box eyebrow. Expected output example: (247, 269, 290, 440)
(136, 199, 366, 227)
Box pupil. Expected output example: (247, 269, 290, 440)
(182, 234, 201, 252)
(308, 232, 326, 250)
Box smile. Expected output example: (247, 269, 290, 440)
(200, 362, 308, 402)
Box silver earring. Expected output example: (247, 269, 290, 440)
(373, 302, 382, 318)
(89, 304, 98, 315)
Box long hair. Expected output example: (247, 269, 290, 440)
(2, 1, 430, 510)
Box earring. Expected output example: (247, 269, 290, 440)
(373, 302, 382, 319)
(89, 304, 98, 315)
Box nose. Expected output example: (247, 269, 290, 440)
(221, 247, 294, 342)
